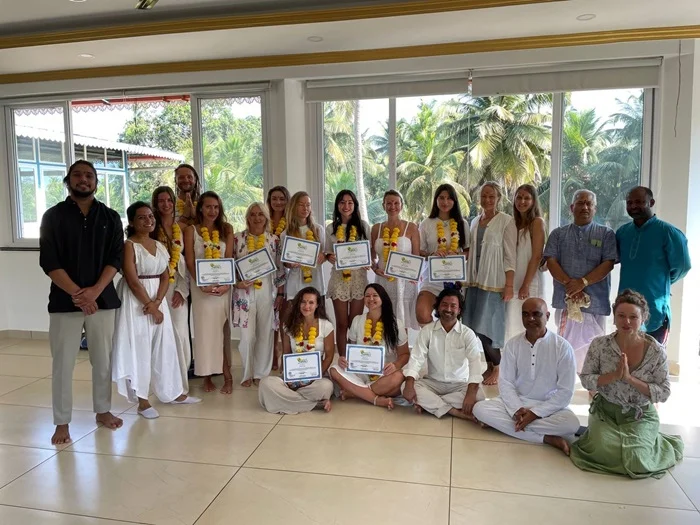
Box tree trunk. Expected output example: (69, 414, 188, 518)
(353, 100, 369, 222)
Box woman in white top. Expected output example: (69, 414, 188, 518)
(113, 202, 200, 420)
(417, 184, 470, 325)
(258, 287, 335, 414)
(184, 191, 235, 394)
(151, 186, 193, 399)
(504, 184, 547, 342)
(371, 190, 420, 330)
(280, 191, 326, 299)
(326, 190, 371, 357)
(232, 202, 286, 386)
(266, 185, 290, 371)
(462, 182, 517, 385)
(329, 283, 410, 410)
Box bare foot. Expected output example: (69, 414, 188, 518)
(203, 377, 216, 392)
(96, 412, 123, 430)
(323, 399, 332, 412)
(220, 379, 233, 395)
(479, 421, 491, 429)
(137, 399, 152, 412)
(241, 379, 253, 388)
(482, 363, 493, 380)
(374, 396, 394, 410)
(51, 424, 71, 445)
(413, 404, 423, 415)
(339, 390, 356, 401)
(483, 366, 500, 386)
(253, 379, 260, 386)
(544, 435, 571, 456)
(174, 394, 188, 402)
(448, 407, 474, 421)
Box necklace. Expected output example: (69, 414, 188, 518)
(302, 228, 316, 283)
(272, 216, 286, 236)
(201, 227, 221, 259)
(437, 219, 459, 252)
(364, 317, 384, 381)
(158, 224, 182, 283)
(381, 226, 400, 281)
(336, 224, 358, 282)
(295, 325, 318, 352)
(246, 232, 266, 289)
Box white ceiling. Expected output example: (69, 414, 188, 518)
(0, 0, 697, 78)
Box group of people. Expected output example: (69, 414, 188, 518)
(39, 158, 691, 479)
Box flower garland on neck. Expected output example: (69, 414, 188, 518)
(294, 325, 318, 352)
(201, 227, 221, 259)
(246, 232, 266, 289)
(302, 228, 316, 283)
(176, 198, 197, 218)
(271, 216, 286, 236)
(364, 317, 384, 381)
(436, 219, 459, 252)
(336, 224, 357, 282)
(158, 224, 182, 283)
(382, 226, 400, 281)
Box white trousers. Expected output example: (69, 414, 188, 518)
(166, 284, 191, 394)
(472, 397, 580, 444)
(404, 377, 484, 418)
(258, 376, 333, 415)
(238, 294, 274, 383)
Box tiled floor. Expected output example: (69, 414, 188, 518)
(0, 337, 700, 524)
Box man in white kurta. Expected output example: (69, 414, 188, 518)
(472, 298, 579, 454)
(402, 289, 484, 420)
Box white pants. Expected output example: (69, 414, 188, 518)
(258, 376, 333, 415)
(167, 284, 191, 394)
(403, 377, 484, 418)
(472, 397, 580, 444)
(238, 294, 274, 383)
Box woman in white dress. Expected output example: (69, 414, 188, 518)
(280, 191, 326, 301)
(259, 287, 335, 414)
(151, 186, 192, 398)
(184, 191, 235, 394)
(504, 184, 547, 342)
(370, 190, 420, 330)
(417, 184, 470, 325)
(113, 202, 200, 420)
(233, 202, 286, 386)
(329, 283, 409, 410)
(325, 190, 370, 357)
(267, 185, 290, 371)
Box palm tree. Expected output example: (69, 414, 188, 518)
(352, 101, 369, 221)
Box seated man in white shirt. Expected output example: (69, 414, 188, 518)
(402, 289, 484, 420)
(472, 298, 579, 455)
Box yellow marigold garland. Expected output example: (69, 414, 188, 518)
(272, 217, 286, 236)
(246, 233, 266, 289)
(363, 317, 384, 381)
(336, 224, 357, 282)
(176, 198, 197, 218)
(158, 224, 182, 283)
(201, 227, 221, 259)
(302, 229, 316, 283)
(437, 219, 459, 252)
(295, 326, 318, 352)
(382, 226, 400, 282)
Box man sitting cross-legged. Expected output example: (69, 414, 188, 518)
(472, 298, 579, 455)
(402, 289, 484, 420)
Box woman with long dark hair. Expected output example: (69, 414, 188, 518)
(416, 184, 470, 325)
(325, 190, 370, 357)
(504, 184, 547, 341)
(329, 283, 409, 410)
(258, 287, 335, 414)
(183, 191, 235, 394)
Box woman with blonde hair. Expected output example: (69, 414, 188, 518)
(233, 202, 286, 386)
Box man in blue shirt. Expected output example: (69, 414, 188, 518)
(544, 189, 617, 371)
(617, 186, 691, 344)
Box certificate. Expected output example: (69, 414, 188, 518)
(384, 251, 423, 281)
(195, 258, 236, 287)
(428, 255, 467, 282)
(283, 351, 322, 383)
(334, 240, 371, 270)
(280, 236, 321, 267)
(346, 344, 385, 376)
(236, 248, 276, 282)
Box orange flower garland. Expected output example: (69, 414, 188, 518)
(295, 326, 318, 352)
(382, 226, 400, 282)
(364, 317, 384, 381)
(272, 217, 286, 236)
(336, 224, 358, 282)
(201, 227, 221, 259)
(437, 219, 459, 252)
(158, 224, 182, 283)
(302, 229, 316, 283)
(246, 233, 266, 289)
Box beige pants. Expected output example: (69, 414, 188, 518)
(405, 377, 484, 418)
(49, 310, 115, 425)
(238, 295, 274, 383)
(258, 376, 333, 415)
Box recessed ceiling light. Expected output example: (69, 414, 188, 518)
(79, 53, 95, 59)
(70, 0, 88, 3)
(576, 13, 596, 21)
(307, 36, 324, 43)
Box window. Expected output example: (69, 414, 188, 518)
(18, 167, 37, 224)
(17, 136, 35, 161)
(42, 168, 66, 209)
(38, 139, 64, 164)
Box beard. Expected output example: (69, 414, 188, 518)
(70, 185, 96, 199)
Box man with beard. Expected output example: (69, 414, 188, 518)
(616, 186, 691, 345)
(402, 289, 484, 420)
(544, 189, 617, 371)
(174, 163, 201, 227)
(473, 298, 579, 455)
(39, 160, 124, 445)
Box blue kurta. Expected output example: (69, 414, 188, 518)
(616, 216, 691, 332)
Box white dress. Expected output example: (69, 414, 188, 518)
(419, 217, 471, 296)
(166, 247, 191, 394)
(281, 224, 326, 299)
(326, 221, 370, 302)
(504, 229, 546, 342)
(112, 241, 184, 403)
(373, 221, 419, 330)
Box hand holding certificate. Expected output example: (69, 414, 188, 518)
(195, 258, 236, 287)
(281, 236, 321, 267)
(384, 251, 423, 281)
(283, 351, 322, 384)
(428, 255, 467, 282)
(236, 248, 276, 282)
(346, 344, 385, 375)
(334, 240, 371, 270)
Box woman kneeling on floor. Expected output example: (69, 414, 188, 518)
(258, 287, 335, 414)
(329, 283, 409, 410)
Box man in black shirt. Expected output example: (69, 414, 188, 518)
(39, 160, 124, 445)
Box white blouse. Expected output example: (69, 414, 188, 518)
(280, 223, 326, 298)
(465, 212, 517, 292)
(348, 313, 408, 363)
(419, 217, 471, 254)
(285, 318, 334, 359)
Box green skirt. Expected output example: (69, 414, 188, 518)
(570, 395, 683, 479)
